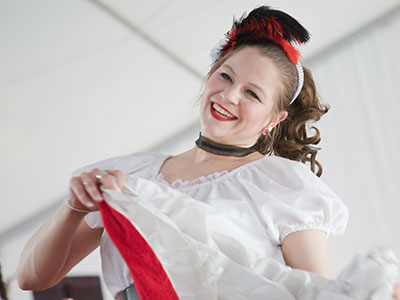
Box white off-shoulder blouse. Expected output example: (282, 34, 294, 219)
(71, 151, 349, 299)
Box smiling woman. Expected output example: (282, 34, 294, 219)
(16, 5, 400, 300)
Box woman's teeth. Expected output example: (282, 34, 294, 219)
(212, 103, 236, 119)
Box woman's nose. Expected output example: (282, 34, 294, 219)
(221, 84, 241, 105)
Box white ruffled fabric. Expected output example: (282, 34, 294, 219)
(100, 175, 399, 300)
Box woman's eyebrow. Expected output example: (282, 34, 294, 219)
(224, 64, 237, 76)
(223, 64, 267, 98)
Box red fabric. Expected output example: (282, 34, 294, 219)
(97, 201, 179, 300)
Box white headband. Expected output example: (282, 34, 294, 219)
(291, 60, 304, 104)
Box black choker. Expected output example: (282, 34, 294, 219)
(195, 133, 256, 157)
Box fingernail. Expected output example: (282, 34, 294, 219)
(95, 194, 103, 201)
(87, 202, 95, 208)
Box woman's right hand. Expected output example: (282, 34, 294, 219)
(68, 168, 126, 212)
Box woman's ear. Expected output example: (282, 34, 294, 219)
(267, 110, 288, 128)
(277, 110, 288, 124)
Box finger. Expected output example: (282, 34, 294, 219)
(98, 173, 120, 191)
(70, 175, 96, 208)
(89, 168, 101, 175)
(107, 170, 126, 190)
(81, 172, 104, 202)
(69, 187, 97, 211)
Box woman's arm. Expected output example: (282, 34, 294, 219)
(281, 230, 332, 278)
(16, 203, 103, 290)
(17, 168, 125, 291)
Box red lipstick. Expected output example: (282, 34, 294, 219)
(210, 102, 237, 122)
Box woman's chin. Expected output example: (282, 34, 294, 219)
(201, 128, 230, 140)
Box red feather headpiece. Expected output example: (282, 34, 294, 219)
(215, 6, 310, 65)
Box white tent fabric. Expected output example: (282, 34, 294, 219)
(1, 2, 400, 300)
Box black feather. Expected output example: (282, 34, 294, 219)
(234, 5, 310, 44)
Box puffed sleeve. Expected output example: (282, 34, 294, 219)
(69, 151, 164, 229)
(252, 156, 349, 245)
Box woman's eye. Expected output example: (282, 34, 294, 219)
(247, 90, 260, 101)
(221, 73, 232, 81)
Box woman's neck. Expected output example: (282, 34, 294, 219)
(182, 146, 263, 165)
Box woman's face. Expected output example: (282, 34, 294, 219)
(199, 46, 288, 147)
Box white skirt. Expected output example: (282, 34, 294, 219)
(99, 175, 399, 300)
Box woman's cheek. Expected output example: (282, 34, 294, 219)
(249, 107, 272, 127)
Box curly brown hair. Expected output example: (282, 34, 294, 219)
(204, 43, 329, 177)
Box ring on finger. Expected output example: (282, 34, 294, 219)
(95, 170, 109, 179)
